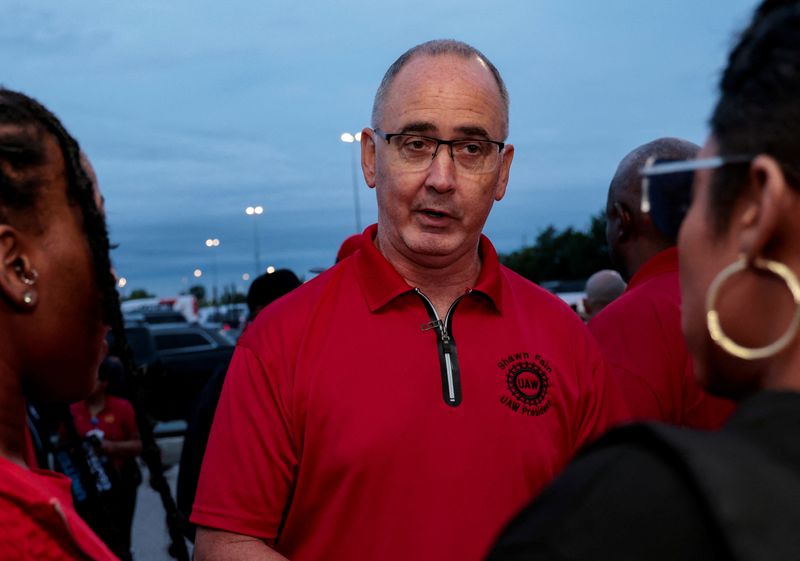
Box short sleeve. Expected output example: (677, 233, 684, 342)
(190, 343, 297, 542)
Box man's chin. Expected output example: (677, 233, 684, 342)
(405, 236, 457, 258)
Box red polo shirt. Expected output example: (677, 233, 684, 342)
(589, 247, 735, 428)
(192, 224, 628, 561)
(70, 396, 138, 470)
(0, 456, 118, 561)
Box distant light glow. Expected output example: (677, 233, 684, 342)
(354, 131, 362, 142)
(266, 266, 276, 274)
(193, 269, 203, 278)
(242, 273, 251, 281)
(340, 132, 355, 143)
(117, 277, 127, 288)
(205, 238, 220, 247)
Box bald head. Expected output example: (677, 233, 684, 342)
(605, 137, 699, 277)
(371, 39, 510, 139)
(608, 137, 700, 213)
(583, 269, 627, 320)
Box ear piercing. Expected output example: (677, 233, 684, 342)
(16, 266, 38, 286)
(13, 265, 39, 307)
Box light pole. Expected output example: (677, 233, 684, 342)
(340, 131, 362, 233)
(245, 205, 264, 276)
(205, 238, 220, 314)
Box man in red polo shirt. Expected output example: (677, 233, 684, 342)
(591, 137, 735, 428)
(192, 39, 628, 561)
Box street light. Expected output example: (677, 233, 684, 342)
(341, 131, 363, 233)
(266, 265, 276, 274)
(193, 268, 203, 278)
(205, 238, 221, 312)
(245, 205, 264, 275)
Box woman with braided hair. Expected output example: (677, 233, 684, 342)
(0, 87, 119, 560)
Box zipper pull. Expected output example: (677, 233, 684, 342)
(420, 319, 444, 333)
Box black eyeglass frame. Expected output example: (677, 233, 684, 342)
(373, 128, 505, 164)
(639, 155, 753, 214)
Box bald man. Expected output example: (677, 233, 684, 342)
(590, 138, 735, 428)
(582, 269, 626, 320)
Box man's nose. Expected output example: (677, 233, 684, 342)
(426, 143, 457, 192)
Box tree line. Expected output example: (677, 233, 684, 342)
(499, 210, 613, 286)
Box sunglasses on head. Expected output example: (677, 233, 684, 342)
(640, 155, 752, 238)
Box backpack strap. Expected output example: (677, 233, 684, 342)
(596, 423, 800, 561)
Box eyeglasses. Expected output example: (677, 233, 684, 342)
(639, 155, 752, 238)
(374, 129, 505, 174)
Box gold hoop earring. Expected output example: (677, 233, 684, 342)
(706, 255, 800, 360)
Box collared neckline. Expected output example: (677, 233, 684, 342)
(627, 247, 679, 292)
(352, 224, 503, 313)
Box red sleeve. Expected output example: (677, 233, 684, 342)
(190, 343, 297, 542)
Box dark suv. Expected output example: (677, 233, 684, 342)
(124, 322, 235, 422)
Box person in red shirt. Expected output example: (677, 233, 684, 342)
(192, 40, 628, 561)
(70, 356, 142, 557)
(591, 137, 735, 428)
(0, 88, 119, 560)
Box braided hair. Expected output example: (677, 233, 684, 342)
(0, 87, 120, 329)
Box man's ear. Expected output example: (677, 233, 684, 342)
(0, 225, 38, 310)
(494, 144, 514, 202)
(613, 202, 633, 243)
(360, 127, 378, 189)
(738, 155, 792, 261)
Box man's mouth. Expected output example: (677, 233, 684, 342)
(421, 209, 450, 219)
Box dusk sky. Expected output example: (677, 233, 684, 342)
(2, 0, 759, 296)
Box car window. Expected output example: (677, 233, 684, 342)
(154, 332, 214, 352)
(124, 327, 156, 364)
(145, 312, 187, 324)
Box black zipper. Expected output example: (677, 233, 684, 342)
(416, 288, 470, 407)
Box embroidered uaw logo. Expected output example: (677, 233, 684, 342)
(496, 352, 552, 417)
(507, 362, 549, 406)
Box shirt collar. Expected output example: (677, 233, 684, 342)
(627, 246, 679, 291)
(352, 224, 503, 313)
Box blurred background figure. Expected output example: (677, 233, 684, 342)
(0, 87, 119, 560)
(582, 269, 626, 320)
(488, 2, 800, 559)
(245, 268, 302, 324)
(70, 356, 142, 559)
(591, 137, 734, 428)
(176, 268, 301, 541)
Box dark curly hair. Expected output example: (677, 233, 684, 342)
(708, 0, 800, 232)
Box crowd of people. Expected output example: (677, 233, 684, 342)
(1, 1, 800, 560)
